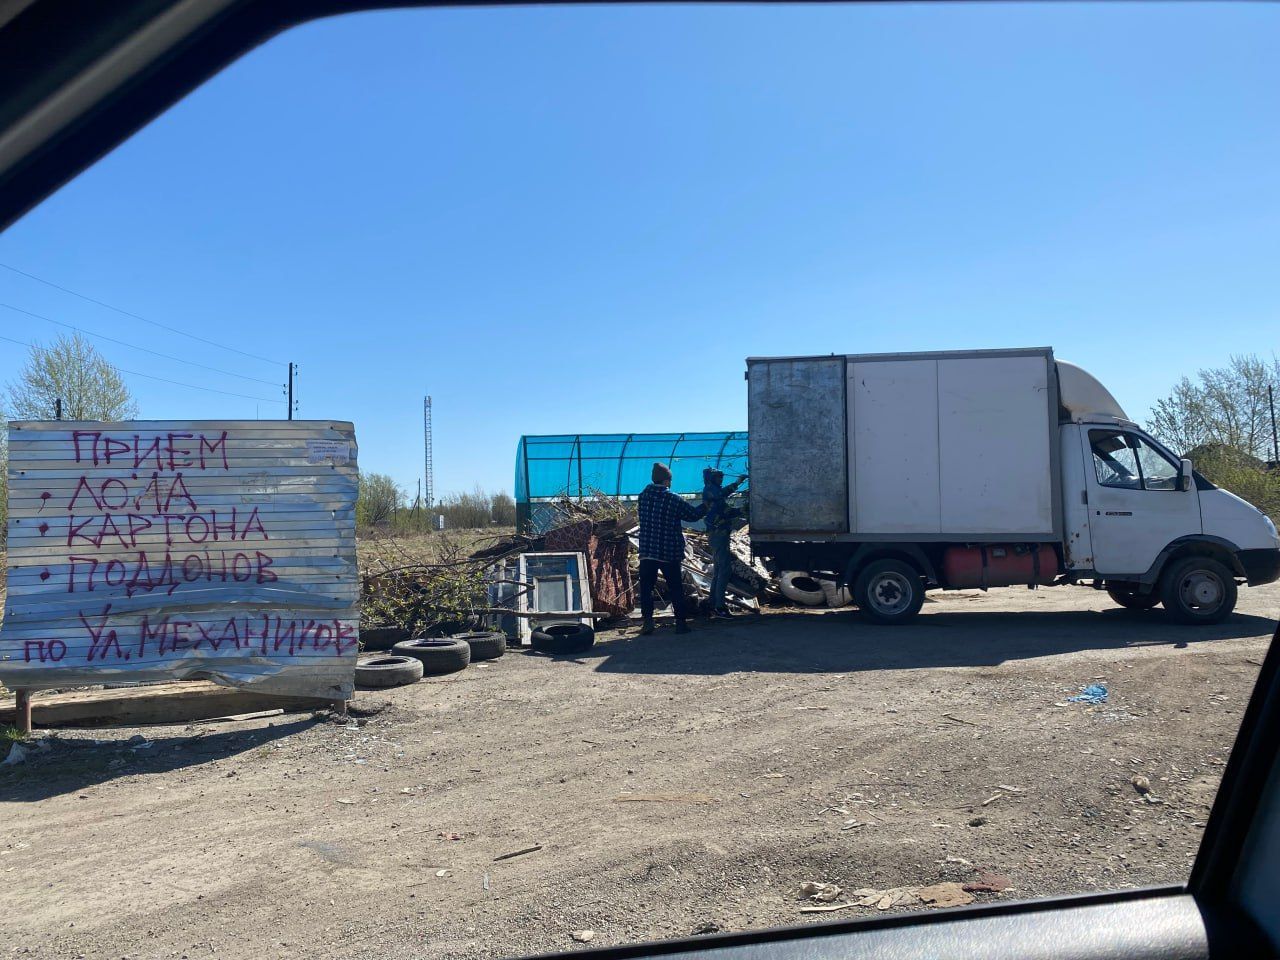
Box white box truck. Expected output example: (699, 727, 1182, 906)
(747, 347, 1280, 624)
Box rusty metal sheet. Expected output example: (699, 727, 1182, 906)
(746, 358, 848, 534)
(0, 420, 359, 699)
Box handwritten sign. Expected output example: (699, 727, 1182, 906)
(0, 420, 359, 699)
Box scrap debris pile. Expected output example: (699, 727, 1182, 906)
(360, 493, 850, 648)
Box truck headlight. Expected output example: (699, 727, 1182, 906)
(1265, 513, 1279, 543)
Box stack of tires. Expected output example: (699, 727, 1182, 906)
(354, 630, 508, 690)
(779, 572, 851, 609)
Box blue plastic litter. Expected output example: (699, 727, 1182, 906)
(1068, 684, 1108, 704)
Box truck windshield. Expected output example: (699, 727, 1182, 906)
(1133, 435, 1181, 490)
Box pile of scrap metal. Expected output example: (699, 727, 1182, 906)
(361, 513, 841, 652)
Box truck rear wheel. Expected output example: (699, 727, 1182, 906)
(1159, 556, 1237, 624)
(853, 559, 925, 625)
(1105, 584, 1161, 610)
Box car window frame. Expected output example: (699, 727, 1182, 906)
(1131, 432, 1183, 492)
(2, 4, 1278, 959)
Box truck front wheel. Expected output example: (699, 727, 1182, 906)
(1159, 556, 1238, 624)
(854, 559, 925, 625)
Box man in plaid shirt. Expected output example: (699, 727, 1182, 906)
(638, 461, 706, 635)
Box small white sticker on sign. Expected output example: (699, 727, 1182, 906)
(307, 439, 350, 464)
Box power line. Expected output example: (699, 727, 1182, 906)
(0, 331, 285, 404)
(0, 261, 283, 365)
(0, 301, 281, 386)
(115, 366, 285, 403)
(0, 332, 33, 348)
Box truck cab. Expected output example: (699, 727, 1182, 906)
(1056, 362, 1280, 621)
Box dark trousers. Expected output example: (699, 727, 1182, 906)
(707, 530, 733, 612)
(639, 558, 687, 623)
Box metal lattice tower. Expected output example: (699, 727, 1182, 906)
(423, 395, 435, 508)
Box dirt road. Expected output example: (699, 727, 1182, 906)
(2, 583, 1276, 960)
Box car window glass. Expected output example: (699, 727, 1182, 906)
(1090, 430, 1141, 489)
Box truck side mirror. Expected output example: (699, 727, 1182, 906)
(1180, 459, 1194, 492)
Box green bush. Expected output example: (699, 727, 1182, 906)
(1196, 454, 1280, 522)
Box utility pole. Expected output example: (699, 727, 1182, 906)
(287, 362, 295, 420)
(54, 397, 62, 421)
(1269, 383, 1278, 465)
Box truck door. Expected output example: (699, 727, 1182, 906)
(1081, 427, 1202, 576)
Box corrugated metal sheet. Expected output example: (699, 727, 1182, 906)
(0, 420, 359, 699)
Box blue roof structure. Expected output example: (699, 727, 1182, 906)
(515, 431, 748, 509)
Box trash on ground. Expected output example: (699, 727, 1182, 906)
(981, 785, 1023, 806)
(2, 742, 31, 766)
(798, 881, 842, 902)
(962, 871, 1011, 893)
(799, 902, 859, 914)
(1067, 684, 1108, 704)
(493, 844, 543, 862)
(334, 798, 358, 805)
(851, 886, 921, 910)
(916, 882, 976, 907)
(192, 708, 285, 725)
(570, 931, 595, 943)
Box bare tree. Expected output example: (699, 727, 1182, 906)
(490, 490, 516, 527)
(4, 333, 138, 421)
(435, 486, 496, 529)
(1147, 354, 1279, 459)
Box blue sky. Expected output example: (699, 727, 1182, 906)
(1, 2, 1276, 498)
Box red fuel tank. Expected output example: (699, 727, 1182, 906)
(941, 544, 1059, 589)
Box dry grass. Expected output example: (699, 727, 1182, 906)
(355, 526, 516, 573)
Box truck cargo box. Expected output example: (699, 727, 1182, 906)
(747, 348, 1062, 542)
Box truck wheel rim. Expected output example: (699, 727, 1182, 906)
(869, 572, 913, 615)
(1180, 571, 1223, 610)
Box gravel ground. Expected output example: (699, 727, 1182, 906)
(1, 582, 1276, 960)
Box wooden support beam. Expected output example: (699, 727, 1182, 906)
(0, 682, 333, 729)
(14, 689, 32, 735)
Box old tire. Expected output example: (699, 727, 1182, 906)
(1160, 556, 1237, 624)
(355, 655, 424, 689)
(530, 622, 595, 655)
(854, 559, 925, 625)
(393, 638, 471, 674)
(359, 627, 410, 652)
(1105, 584, 1161, 611)
(779, 572, 826, 607)
(818, 578, 853, 608)
(455, 631, 506, 661)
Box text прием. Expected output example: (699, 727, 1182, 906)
(71, 430, 231, 472)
